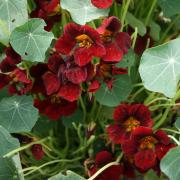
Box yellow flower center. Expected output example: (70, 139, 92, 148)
(101, 29, 113, 42)
(139, 136, 158, 150)
(76, 34, 93, 48)
(50, 94, 61, 104)
(123, 117, 140, 132)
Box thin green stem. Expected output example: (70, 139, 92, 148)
(146, 97, 171, 106)
(131, 27, 138, 49)
(161, 128, 180, 135)
(145, 0, 157, 25)
(120, 0, 131, 32)
(79, 95, 87, 122)
(130, 87, 145, 102)
(168, 135, 180, 145)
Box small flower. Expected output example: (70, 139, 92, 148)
(91, 0, 113, 9)
(31, 144, 44, 160)
(55, 23, 105, 66)
(121, 127, 175, 171)
(97, 16, 131, 62)
(107, 104, 154, 144)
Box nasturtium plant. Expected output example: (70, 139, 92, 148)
(157, 0, 180, 17)
(61, 0, 109, 25)
(0, 95, 38, 133)
(95, 74, 133, 107)
(0, 0, 28, 45)
(10, 18, 54, 62)
(48, 171, 85, 180)
(0, 126, 20, 156)
(160, 146, 180, 180)
(139, 38, 180, 98)
(175, 117, 180, 130)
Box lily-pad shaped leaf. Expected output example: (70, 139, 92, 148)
(10, 18, 54, 62)
(0, 126, 20, 157)
(157, 0, 180, 17)
(61, 0, 109, 25)
(0, 95, 39, 133)
(139, 38, 180, 98)
(160, 146, 180, 180)
(0, 0, 28, 44)
(95, 74, 133, 107)
(48, 170, 85, 180)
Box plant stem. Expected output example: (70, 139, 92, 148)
(131, 27, 138, 49)
(168, 135, 180, 145)
(120, 0, 131, 32)
(145, 0, 157, 25)
(161, 128, 180, 135)
(79, 95, 87, 122)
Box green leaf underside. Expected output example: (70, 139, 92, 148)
(95, 74, 133, 107)
(0, 126, 20, 157)
(10, 18, 54, 62)
(139, 38, 180, 98)
(157, 0, 180, 17)
(0, 95, 38, 133)
(61, 0, 109, 25)
(126, 12, 146, 36)
(160, 146, 180, 180)
(0, 0, 28, 44)
(48, 170, 85, 180)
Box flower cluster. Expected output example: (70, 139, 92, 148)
(106, 103, 175, 173)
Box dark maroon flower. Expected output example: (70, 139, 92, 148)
(55, 23, 105, 66)
(31, 144, 44, 160)
(121, 127, 175, 171)
(97, 16, 131, 62)
(34, 97, 77, 121)
(91, 0, 113, 9)
(88, 151, 123, 180)
(107, 104, 154, 144)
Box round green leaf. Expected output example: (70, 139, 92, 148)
(0, 126, 20, 157)
(61, 0, 109, 25)
(157, 0, 180, 17)
(10, 18, 54, 62)
(160, 146, 180, 180)
(95, 74, 133, 107)
(0, 95, 39, 133)
(139, 38, 180, 98)
(0, 0, 28, 44)
(48, 170, 85, 180)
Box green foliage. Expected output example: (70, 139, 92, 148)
(157, 0, 180, 17)
(139, 38, 180, 98)
(61, 0, 109, 25)
(160, 146, 180, 180)
(95, 74, 133, 107)
(0, 95, 39, 133)
(0, 0, 28, 45)
(10, 18, 54, 62)
(48, 170, 85, 180)
(175, 117, 180, 130)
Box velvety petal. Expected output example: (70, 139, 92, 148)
(58, 83, 81, 102)
(97, 16, 121, 34)
(74, 47, 93, 66)
(121, 139, 137, 155)
(13, 69, 31, 84)
(31, 144, 44, 160)
(88, 80, 101, 93)
(55, 34, 76, 55)
(64, 22, 81, 38)
(95, 151, 113, 167)
(0, 58, 17, 73)
(115, 32, 131, 54)
(86, 63, 95, 81)
(40, 0, 59, 14)
(155, 143, 176, 160)
(91, 0, 113, 9)
(112, 67, 128, 75)
(91, 43, 106, 57)
(65, 66, 87, 84)
(107, 125, 129, 144)
(48, 53, 63, 73)
(155, 130, 170, 145)
(134, 149, 156, 171)
(102, 42, 123, 62)
(30, 63, 48, 77)
(5, 47, 21, 64)
(0, 74, 9, 90)
(113, 104, 130, 123)
(42, 72, 60, 95)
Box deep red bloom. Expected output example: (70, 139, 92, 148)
(88, 151, 123, 180)
(121, 127, 175, 171)
(34, 97, 77, 120)
(107, 104, 154, 144)
(91, 0, 113, 9)
(30, 0, 61, 31)
(31, 144, 44, 160)
(88, 80, 101, 92)
(97, 16, 131, 62)
(55, 23, 105, 66)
